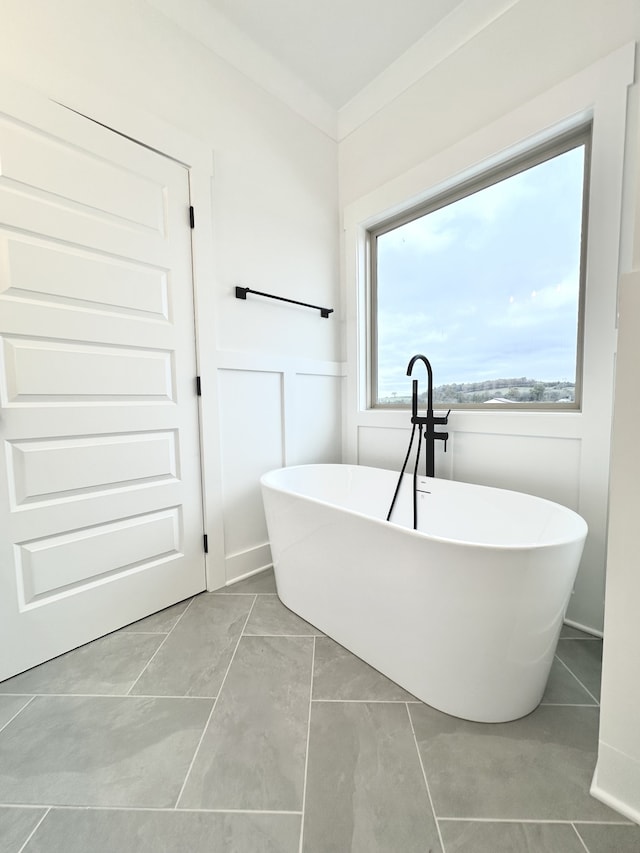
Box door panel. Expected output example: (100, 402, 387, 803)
(0, 114, 165, 233)
(1, 234, 170, 318)
(2, 338, 175, 401)
(18, 507, 182, 603)
(8, 432, 178, 505)
(0, 89, 205, 680)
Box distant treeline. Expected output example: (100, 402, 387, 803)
(429, 377, 538, 394)
(380, 378, 575, 405)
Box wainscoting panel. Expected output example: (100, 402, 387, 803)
(217, 368, 284, 565)
(287, 373, 342, 467)
(217, 355, 345, 585)
(357, 425, 452, 477)
(357, 423, 581, 508)
(451, 431, 582, 510)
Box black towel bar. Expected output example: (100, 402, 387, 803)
(235, 286, 333, 318)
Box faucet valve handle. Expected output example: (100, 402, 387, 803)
(433, 409, 451, 425)
(433, 430, 449, 451)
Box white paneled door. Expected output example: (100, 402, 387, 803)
(0, 88, 206, 680)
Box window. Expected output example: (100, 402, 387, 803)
(369, 126, 590, 409)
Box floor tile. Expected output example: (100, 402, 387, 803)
(130, 594, 253, 697)
(575, 822, 640, 852)
(120, 599, 192, 633)
(0, 633, 163, 696)
(25, 808, 301, 853)
(312, 637, 415, 701)
(542, 657, 597, 705)
(178, 636, 313, 811)
(244, 595, 323, 636)
(0, 807, 46, 853)
(302, 702, 441, 853)
(0, 695, 212, 807)
(555, 639, 603, 701)
(2, 590, 630, 850)
(216, 568, 277, 594)
(438, 820, 586, 852)
(409, 704, 619, 821)
(0, 694, 32, 729)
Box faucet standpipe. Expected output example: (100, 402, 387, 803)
(387, 355, 451, 530)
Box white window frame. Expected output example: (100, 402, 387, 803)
(367, 124, 592, 412)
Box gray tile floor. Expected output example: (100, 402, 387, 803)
(1, 568, 638, 853)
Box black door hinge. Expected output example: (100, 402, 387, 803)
(203, 534, 208, 554)
(196, 376, 202, 396)
(189, 206, 195, 228)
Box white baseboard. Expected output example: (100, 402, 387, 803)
(224, 543, 273, 585)
(591, 744, 640, 825)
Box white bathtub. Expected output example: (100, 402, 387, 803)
(260, 464, 588, 723)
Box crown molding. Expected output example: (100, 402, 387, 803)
(146, 0, 523, 144)
(337, 0, 521, 140)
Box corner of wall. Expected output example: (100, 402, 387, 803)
(591, 743, 640, 824)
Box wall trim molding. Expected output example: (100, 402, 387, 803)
(591, 745, 640, 825)
(216, 349, 346, 377)
(225, 543, 273, 584)
(147, 0, 521, 143)
(338, 0, 520, 139)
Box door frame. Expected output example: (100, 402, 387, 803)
(9, 80, 228, 591)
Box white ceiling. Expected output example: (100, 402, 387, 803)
(204, 0, 466, 108)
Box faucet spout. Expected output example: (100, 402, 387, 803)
(406, 354, 433, 415)
(405, 354, 449, 479)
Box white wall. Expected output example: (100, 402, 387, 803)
(592, 77, 640, 820)
(0, 0, 343, 586)
(339, 0, 640, 634)
(592, 270, 640, 823)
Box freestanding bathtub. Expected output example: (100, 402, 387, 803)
(261, 464, 588, 723)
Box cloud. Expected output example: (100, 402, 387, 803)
(457, 169, 537, 226)
(378, 312, 451, 343)
(379, 167, 538, 259)
(490, 273, 579, 329)
(378, 206, 457, 255)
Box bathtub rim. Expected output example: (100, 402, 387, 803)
(260, 463, 588, 552)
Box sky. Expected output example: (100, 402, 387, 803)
(375, 145, 585, 398)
